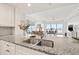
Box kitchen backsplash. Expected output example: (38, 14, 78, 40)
(0, 26, 15, 36)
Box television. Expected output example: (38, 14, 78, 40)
(68, 25, 73, 31)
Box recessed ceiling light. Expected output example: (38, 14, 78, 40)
(27, 3, 31, 7)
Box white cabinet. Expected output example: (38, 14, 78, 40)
(0, 4, 14, 27)
(16, 45, 47, 55)
(0, 40, 1, 54)
(0, 40, 16, 55)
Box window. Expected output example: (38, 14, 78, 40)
(27, 24, 35, 33)
(46, 23, 64, 34)
(57, 24, 63, 33)
(27, 26, 32, 33)
(46, 24, 51, 29)
(57, 24, 63, 29)
(27, 23, 64, 35)
(51, 24, 56, 29)
(46, 24, 56, 29)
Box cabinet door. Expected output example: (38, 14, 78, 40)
(0, 40, 15, 55)
(16, 45, 47, 55)
(0, 4, 14, 27)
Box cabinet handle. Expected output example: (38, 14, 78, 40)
(6, 50, 10, 52)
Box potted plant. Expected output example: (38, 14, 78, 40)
(19, 20, 30, 36)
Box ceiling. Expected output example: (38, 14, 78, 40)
(6, 3, 79, 23)
(7, 3, 79, 14)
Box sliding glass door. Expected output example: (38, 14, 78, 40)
(57, 24, 63, 34)
(46, 23, 64, 36)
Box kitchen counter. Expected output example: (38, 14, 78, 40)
(0, 35, 79, 55)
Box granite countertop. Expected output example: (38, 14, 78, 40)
(0, 35, 79, 55)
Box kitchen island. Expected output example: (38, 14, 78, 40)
(0, 35, 79, 55)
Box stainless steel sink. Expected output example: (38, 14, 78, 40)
(37, 40, 54, 48)
(23, 39, 54, 48)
